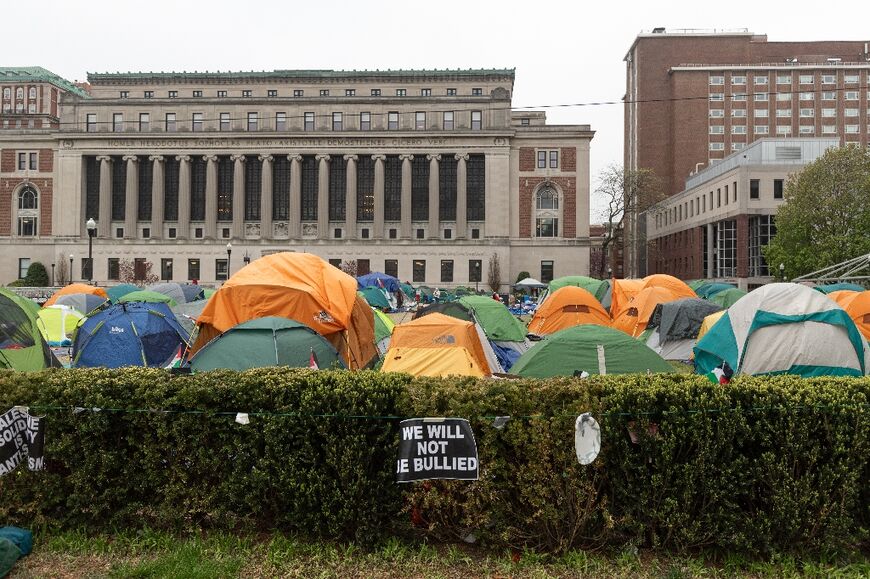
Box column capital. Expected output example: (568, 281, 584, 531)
(230, 154, 246, 162)
(95, 155, 112, 162)
(455, 153, 470, 162)
(315, 153, 331, 162)
(426, 153, 441, 162)
(398, 154, 414, 161)
(203, 154, 219, 163)
(148, 155, 164, 163)
(122, 154, 138, 163)
(288, 154, 303, 163)
(258, 154, 274, 163)
(371, 154, 387, 162)
(343, 154, 359, 162)
(175, 154, 192, 163)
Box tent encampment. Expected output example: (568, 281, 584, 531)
(694, 283, 869, 378)
(611, 286, 683, 338)
(528, 286, 610, 336)
(192, 252, 377, 370)
(641, 274, 697, 299)
(644, 298, 723, 360)
(357, 272, 400, 293)
(37, 305, 85, 346)
(189, 317, 343, 371)
(72, 301, 190, 368)
(0, 288, 60, 371)
(381, 312, 499, 377)
(511, 324, 671, 377)
(359, 287, 393, 311)
(54, 293, 109, 315)
(44, 283, 109, 307)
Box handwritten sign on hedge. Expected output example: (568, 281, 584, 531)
(0, 407, 45, 476)
(396, 418, 478, 483)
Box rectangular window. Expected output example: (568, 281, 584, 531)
(776, 126, 792, 135)
(242, 90, 252, 97)
(468, 259, 482, 283)
(731, 75, 746, 85)
(304, 112, 314, 131)
(822, 91, 836, 101)
(416, 228, 424, 239)
(217, 90, 227, 98)
(799, 126, 815, 134)
(732, 109, 746, 117)
(294, 89, 303, 97)
(540, 260, 554, 284)
(165, 113, 176, 132)
(268, 89, 278, 97)
(799, 108, 814, 118)
(446, 88, 457, 96)
(166, 90, 177, 99)
(822, 108, 836, 117)
(845, 124, 860, 134)
(776, 74, 792, 84)
(113, 113, 123, 132)
(754, 75, 769, 85)
(29, 152, 37, 170)
(471, 110, 482, 130)
(388, 111, 399, 130)
(17, 152, 25, 170)
(709, 109, 725, 118)
(717, 220, 737, 277)
(709, 125, 724, 134)
(845, 91, 858, 100)
(120, 91, 128, 99)
(384, 259, 398, 278)
(192, 112, 203, 132)
(709, 142, 724, 151)
(215, 259, 228, 281)
(537, 150, 546, 168)
(357, 259, 370, 275)
(247, 112, 258, 131)
(443, 111, 454, 130)
(220, 112, 230, 131)
(161, 258, 173, 281)
(750, 179, 760, 199)
(396, 89, 406, 97)
(709, 75, 724, 85)
(413, 259, 426, 283)
(799, 92, 814, 101)
(845, 108, 859, 117)
(776, 109, 792, 117)
(799, 74, 814, 85)
(421, 88, 431, 96)
(360, 112, 371, 131)
(822, 125, 837, 134)
(139, 112, 150, 131)
(415, 111, 426, 130)
(471, 87, 483, 96)
(276, 112, 287, 131)
(370, 89, 381, 96)
(144, 91, 153, 98)
(549, 150, 558, 168)
(754, 109, 769, 118)
(754, 92, 768, 102)
(755, 125, 769, 134)
(86, 113, 97, 132)
(709, 93, 724, 102)
(776, 92, 791, 101)
(440, 260, 454, 283)
(748, 215, 777, 277)
(345, 89, 355, 97)
(731, 93, 746, 102)
(193, 90, 202, 97)
(821, 74, 836, 84)
(319, 89, 329, 97)
(774, 179, 784, 199)
(845, 74, 859, 84)
(732, 125, 747, 134)
(108, 258, 120, 281)
(328, 259, 341, 269)
(332, 112, 343, 131)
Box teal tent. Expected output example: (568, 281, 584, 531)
(815, 282, 865, 294)
(105, 284, 140, 303)
(694, 282, 736, 300)
(359, 287, 391, 310)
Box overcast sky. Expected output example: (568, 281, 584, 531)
(7, 0, 868, 220)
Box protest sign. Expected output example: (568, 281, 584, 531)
(396, 418, 478, 483)
(0, 407, 45, 476)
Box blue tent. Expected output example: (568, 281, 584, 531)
(357, 272, 400, 293)
(71, 302, 190, 368)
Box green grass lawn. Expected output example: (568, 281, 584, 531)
(9, 530, 869, 578)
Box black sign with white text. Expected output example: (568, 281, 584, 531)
(396, 418, 478, 483)
(0, 407, 45, 476)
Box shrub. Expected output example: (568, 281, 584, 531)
(23, 262, 49, 287)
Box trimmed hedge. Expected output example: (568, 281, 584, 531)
(0, 369, 867, 554)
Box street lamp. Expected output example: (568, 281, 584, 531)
(226, 242, 232, 279)
(50, 263, 55, 287)
(69, 253, 74, 284)
(607, 266, 613, 279)
(779, 263, 785, 281)
(86, 217, 96, 282)
(243, 251, 251, 266)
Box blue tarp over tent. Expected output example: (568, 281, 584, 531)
(72, 302, 189, 368)
(356, 272, 400, 293)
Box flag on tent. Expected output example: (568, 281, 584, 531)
(377, 277, 385, 290)
(705, 361, 733, 385)
(163, 344, 185, 369)
(309, 348, 319, 370)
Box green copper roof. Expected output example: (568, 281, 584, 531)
(0, 67, 91, 98)
(88, 68, 515, 82)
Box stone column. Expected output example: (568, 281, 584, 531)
(150, 155, 164, 239)
(176, 155, 191, 239)
(427, 153, 441, 239)
(399, 154, 413, 239)
(204, 155, 218, 239)
(344, 154, 358, 239)
(372, 154, 386, 239)
(288, 154, 302, 238)
(259, 154, 273, 239)
(316, 153, 330, 240)
(230, 154, 246, 239)
(96, 155, 112, 238)
(706, 222, 714, 279)
(123, 155, 138, 238)
(455, 153, 469, 239)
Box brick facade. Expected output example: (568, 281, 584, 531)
(38, 148, 53, 172)
(0, 177, 53, 236)
(518, 176, 576, 238)
(560, 147, 576, 171)
(0, 149, 13, 173)
(518, 147, 535, 172)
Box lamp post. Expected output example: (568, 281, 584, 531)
(607, 266, 613, 279)
(225, 242, 232, 280)
(69, 253, 74, 284)
(779, 263, 785, 282)
(243, 251, 251, 267)
(50, 263, 55, 287)
(86, 217, 96, 282)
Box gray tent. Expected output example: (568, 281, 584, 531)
(54, 293, 109, 315)
(149, 282, 204, 304)
(645, 298, 722, 360)
(170, 300, 209, 335)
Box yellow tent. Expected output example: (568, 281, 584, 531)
(381, 312, 492, 377)
(37, 305, 84, 346)
(696, 310, 726, 342)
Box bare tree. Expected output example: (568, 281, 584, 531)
(119, 258, 158, 286)
(487, 253, 501, 293)
(340, 259, 358, 277)
(594, 164, 665, 278)
(54, 254, 68, 286)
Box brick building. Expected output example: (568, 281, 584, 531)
(0, 67, 594, 287)
(624, 29, 870, 276)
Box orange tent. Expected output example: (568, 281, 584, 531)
(827, 290, 858, 309)
(191, 252, 377, 369)
(841, 291, 870, 340)
(528, 286, 610, 335)
(44, 283, 109, 307)
(641, 274, 696, 300)
(381, 313, 492, 377)
(611, 286, 682, 337)
(609, 278, 645, 318)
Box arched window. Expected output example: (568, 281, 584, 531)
(19, 187, 37, 210)
(16, 186, 38, 236)
(2, 88, 9, 99)
(28, 87, 36, 99)
(15, 87, 23, 100)
(535, 184, 560, 238)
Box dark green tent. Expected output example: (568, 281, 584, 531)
(458, 295, 528, 342)
(189, 317, 344, 372)
(709, 288, 747, 308)
(548, 276, 609, 302)
(413, 302, 474, 322)
(359, 287, 391, 310)
(511, 324, 671, 377)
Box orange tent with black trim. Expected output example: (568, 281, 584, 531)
(611, 286, 682, 337)
(191, 252, 377, 369)
(840, 290, 870, 341)
(641, 274, 696, 300)
(528, 286, 610, 335)
(609, 278, 645, 317)
(44, 283, 109, 307)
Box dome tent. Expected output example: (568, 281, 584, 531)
(44, 283, 108, 307)
(547, 276, 609, 303)
(356, 271, 400, 293)
(372, 308, 395, 356)
(694, 283, 869, 378)
(0, 288, 60, 371)
(837, 290, 870, 341)
(105, 283, 140, 303)
(36, 305, 85, 347)
(528, 286, 611, 336)
(709, 288, 747, 308)
(54, 293, 109, 316)
(611, 286, 683, 338)
(148, 282, 205, 304)
(119, 290, 177, 306)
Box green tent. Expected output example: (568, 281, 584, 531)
(105, 284, 140, 303)
(548, 276, 609, 302)
(709, 288, 747, 308)
(0, 288, 60, 371)
(399, 283, 415, 300)
(359, 287, 391, 310)
(119, 290, 177, 307)
(5, 292, 41, 318)
(189, 317, 344, 372)
(815, 282, 865, 294)
(372, 309, 394, 356)
(511, 324, 671, 377)
(458, 295, 528, 342)
(694, 282, 736, 299)
(686, 280, 707, 291)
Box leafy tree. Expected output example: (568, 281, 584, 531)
(24, 262, 49, 286)
(764, 146, 870, 278)
(515, 271, 531, 284)
(594, 164, 665, 278)
(487, 253, 502, 293)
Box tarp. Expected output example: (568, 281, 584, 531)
(694, 283, 869, 378)
(609, 279, 645, 318)
(815, 282, 865, 294)
(839, 290, 870, 341)
(149, 282, 204, 304)
(709, 288, 747, 308)
(189, 317, 344, 371)
(44, 283, 108, 307)
(381, 312, 494, 377)
(0, 288, 60, 371)
(511, 324, 671, 377)
(54, 293, 108, 315)
(37, 305, 85, 347)
(547, 276, 609, 302)
(119, 290, 177, 306)
(611, 286, 683, 338)
(192, 252, 377, 370)
(105, 284, 140, 303)
(645, 298, 723, 361)
(72, 301, 190, 368)
(357, 272, 400, 293)
(528, 286, 611, 335)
